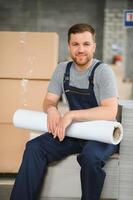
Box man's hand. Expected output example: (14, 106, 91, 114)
(47, 107, 61, 137)
(54, 112, 73, 142)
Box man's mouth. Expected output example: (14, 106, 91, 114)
(77, 54, 86, 57)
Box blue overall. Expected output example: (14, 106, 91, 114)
(10, 61, 118, 200)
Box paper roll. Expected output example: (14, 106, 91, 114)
(13, 109, 123, 145)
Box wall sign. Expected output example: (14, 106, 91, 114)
(124, 10, 133, 27)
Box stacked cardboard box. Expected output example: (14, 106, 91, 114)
(0, 32, 59, 172)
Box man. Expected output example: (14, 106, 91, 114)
(10, 23, 118, 200)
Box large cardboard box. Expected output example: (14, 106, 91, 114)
(0, 123, 29, 173)
(0, 79, 49, 123)
(0, 32, 58, 79)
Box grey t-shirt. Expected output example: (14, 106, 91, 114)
(48, 58, 118, 105)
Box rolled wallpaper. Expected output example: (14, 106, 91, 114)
(13, 109, 123, 145)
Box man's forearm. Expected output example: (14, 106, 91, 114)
(43, 99, 58, 113)
(68, 97, 118, 122)
(69, 105, 118, 122)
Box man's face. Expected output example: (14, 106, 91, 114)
(68, 31, 96, 68)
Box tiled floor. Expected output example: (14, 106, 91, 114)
(0, 185, 12, 200)
(0, 186, 81, 200)
(0, 184, 80, 200)
(0, 185, 80, 200)
(0, 182, 80, 200)
(0, 181, 113, 200)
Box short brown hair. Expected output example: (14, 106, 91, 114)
(68, 23, 96, 43)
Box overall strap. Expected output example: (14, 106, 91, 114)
(64, 61, 73, 80)
(89, 61, 102, 86)
(64, 61, 102, 87)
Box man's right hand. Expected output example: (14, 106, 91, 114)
(47, 107, 61, 137)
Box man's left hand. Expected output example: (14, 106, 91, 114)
(54, 112, 73, 142)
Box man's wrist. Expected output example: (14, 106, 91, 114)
(47, 106, 57, 113)
(68, 110, 76, 121)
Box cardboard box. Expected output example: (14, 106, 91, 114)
(0, 123, 29, 173)
(0, 79, 49, 123)
(0, 32, 58, 79)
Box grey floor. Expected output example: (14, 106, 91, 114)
(0, 184, 80, 200)
(0, 185, 12, 200)
(0, 176, 113, 200)
(0, 184, 113, 200)
(0, 184, 114, 200)
(0, 175, 115, 200)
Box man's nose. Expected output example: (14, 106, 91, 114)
(78, 45, 84, 52)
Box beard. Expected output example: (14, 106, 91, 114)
(71, 53, 92, 68)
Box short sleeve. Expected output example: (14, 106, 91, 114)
(48, 62, 67, 97)
(95, 64, 118, 102)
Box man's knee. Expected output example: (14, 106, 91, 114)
(77, 147, 105, 169)
(25, 134, 50, 152)
(26, 139, 40, 151)
(24, 138, 47, 161)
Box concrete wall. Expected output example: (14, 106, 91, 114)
(125, 0, 133, 81)
(0, 0, 105, 62)
(104, 0, 133, 82)
(103, 0, 127, 63)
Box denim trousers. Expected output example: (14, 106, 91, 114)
(10, 132, 118, 200)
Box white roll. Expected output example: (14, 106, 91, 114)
(13, 109, 48, 132)
(13, 109, 123, 145)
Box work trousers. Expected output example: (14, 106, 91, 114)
(10, 132, 118, 200)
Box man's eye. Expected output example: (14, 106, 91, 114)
(72, 43, 78, 46)
(84, 43, 91, 46)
